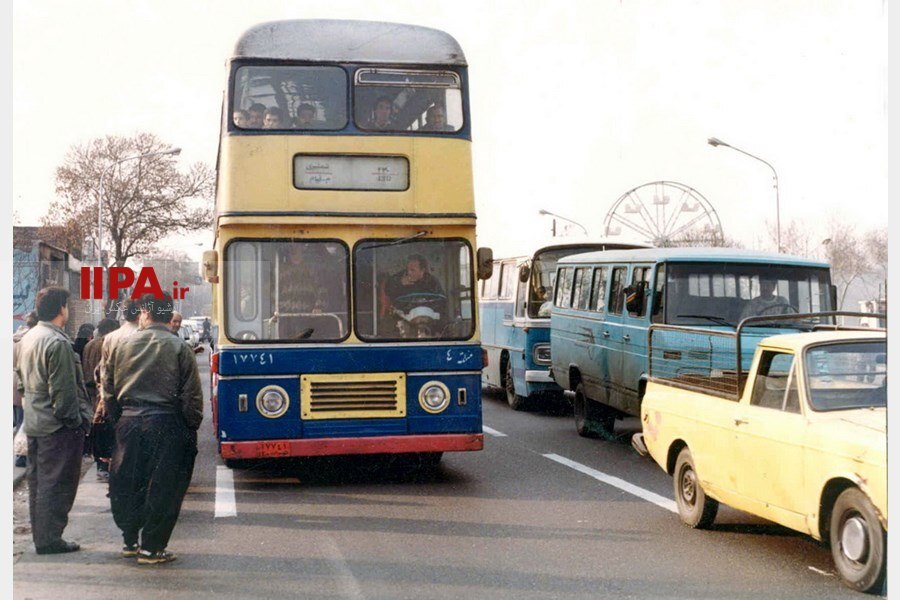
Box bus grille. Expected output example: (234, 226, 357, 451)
(300, 372, 406, 420)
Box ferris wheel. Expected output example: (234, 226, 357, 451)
(603, 181, 724, 246)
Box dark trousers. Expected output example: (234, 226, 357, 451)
(26, 427, 85, 548)
(109, 414, 198, 553)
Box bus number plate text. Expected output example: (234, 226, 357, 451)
(256, 441, 291, 458)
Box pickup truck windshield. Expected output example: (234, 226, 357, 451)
(665, 262, 832, 327)
(805, 341, 886, 411)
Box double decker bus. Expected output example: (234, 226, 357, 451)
(203, 20, 491, 468)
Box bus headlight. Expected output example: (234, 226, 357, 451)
(256, 385, 289, 418)
(533, 343, 551, 365)
(418, 381, 451, 414)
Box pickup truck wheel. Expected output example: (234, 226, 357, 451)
(673, 447, 718, 529)
(504, 360, 528, 411)
(830, 487, 886, 593)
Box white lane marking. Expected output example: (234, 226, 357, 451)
(215, 465, 237, 518)
(543, 453, 677, 513)
(482, 425, 507, 437)
(321, 535, 365, 600)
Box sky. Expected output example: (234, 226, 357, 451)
(9, 0, 889, 261)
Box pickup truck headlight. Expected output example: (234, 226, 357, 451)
(533, 343, 552, 365)
(419, 381, 450, 414)
(256, 385, 289, 418)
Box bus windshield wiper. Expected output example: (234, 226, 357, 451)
(676, 314, 735, 328)
(359, 231, 428, 251)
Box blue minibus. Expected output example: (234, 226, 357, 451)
(480, 242, 642, 409)
(549, 247, 834, 436)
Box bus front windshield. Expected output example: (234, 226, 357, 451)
(665, 262, 832, 327)
(529, 247, 605, 318)
(355, 239, 475, 341)
(226, 240, 350, 342)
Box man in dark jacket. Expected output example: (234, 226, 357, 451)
(16, 287, 92, 555)
(102, 293, 203, 565)
(80, 318, 119, 480)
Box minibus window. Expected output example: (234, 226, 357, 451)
(608, 267, 626, 314)
(555, 268, 574, 308)
(590, 267, 608, 312)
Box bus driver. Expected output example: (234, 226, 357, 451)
(380, 254, 445, 337)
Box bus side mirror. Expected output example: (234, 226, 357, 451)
(518, 265, 531, 283)
(829, 284, 838, 310)
(202, 250, 219, 284)
(477, 247, 493, 280)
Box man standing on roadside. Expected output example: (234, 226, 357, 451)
(81, 318, 119, 480)
(103, 293, 203, 565)
(94, 299, 142, 476)
(16, 287, 92, 555)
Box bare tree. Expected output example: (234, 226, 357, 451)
(42, 133, 214, 313)
(43, 133, 213, 267)
(824, 219, 868, 310)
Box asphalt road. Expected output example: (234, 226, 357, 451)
(12, 354, 879, 599)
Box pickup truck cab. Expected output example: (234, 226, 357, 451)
(640, 326, 886, 593)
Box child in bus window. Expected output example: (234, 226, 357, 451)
(422, 105, 453, 131)
(247, 103, 266, 128)
(367, 96, 395, 130)
(233, 109, 249, 129)
(295, 103, 317, 128)
(263, 107, 285, 129)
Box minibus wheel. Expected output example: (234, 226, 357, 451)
(504, 360, 528, 411)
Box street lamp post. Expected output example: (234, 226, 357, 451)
(96, 147, 181, 317)
(707, 137, 780, 252)
(538, 209, 588, 237)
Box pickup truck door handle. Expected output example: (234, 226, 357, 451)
(734, 418, 749, 426)
(622, 335, 631, 342)
(602, 331, 610, 338)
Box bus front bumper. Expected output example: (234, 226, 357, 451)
(525, 369, 554, 383)
(220, 433, 484, 460)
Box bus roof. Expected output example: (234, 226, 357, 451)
(557, 246, 830, 267)
(233, 20, 467, 66)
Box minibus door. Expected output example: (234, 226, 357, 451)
(621, 265, 653, 416)
(602, 266, 628, 410)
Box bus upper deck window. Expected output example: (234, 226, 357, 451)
(232, 66, 348, 130)
(354, 69, 464, 133)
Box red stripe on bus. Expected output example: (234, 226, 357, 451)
(220, 433, 484, 459)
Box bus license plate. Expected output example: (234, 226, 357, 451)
(256, 441, 290, 458)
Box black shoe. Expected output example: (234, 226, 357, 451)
(14, 455, 26, 468)
(122, 543, 140, 558)
(137, 549, 177, 564)
(35, 540, 80, 555)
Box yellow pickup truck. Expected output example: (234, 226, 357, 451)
(639, 325, 886, 593)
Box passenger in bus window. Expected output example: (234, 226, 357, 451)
(277, 244, 326, 315)
(247, 103, 266, 129)
(367, 96, 395, 130)
(740, 278, 792, 320)
(233, 109, 249, 129)
(422, 105, 453, 131)
(263, 107, 286, 129)
(294, 103, 317, 128)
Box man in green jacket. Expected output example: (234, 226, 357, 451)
(16, 287, 92, 555)
(103, 292, 203, 565)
